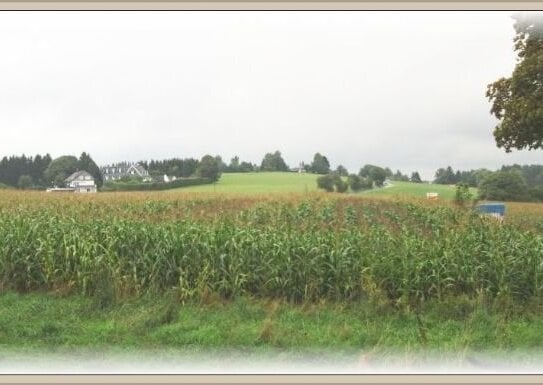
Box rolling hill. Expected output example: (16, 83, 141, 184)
(171, 172, 477, 199)
(171, 172, 320, 193)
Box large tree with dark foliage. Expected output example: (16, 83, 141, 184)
(410, 171, 422, 183)
(196, 155, 221, 182)
(434, 166, 458, 185)
(78, 152, 103, 188)
(260, 151, 289, 172)
(348, 174, 372, 192)
(359, 164, 387, 187)
(478, 171, 531, 201)
(226, 156, 255, 173)
(143, 158, 200, 178)
(0, 154, 52, 188)
(309, 153, 331, 174)
(487, 13, 543, 151)
(44, 155, 79, 187)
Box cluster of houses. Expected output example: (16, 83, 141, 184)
(101, 162, 152, 182)
(47, 162, 152, 194)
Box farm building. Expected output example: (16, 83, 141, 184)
(100, 162, 152, 182)
(64, 170, 97, 193)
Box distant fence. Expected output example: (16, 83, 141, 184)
(101, 177, 213, 192)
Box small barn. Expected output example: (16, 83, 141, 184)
(64, 171, 97, 193)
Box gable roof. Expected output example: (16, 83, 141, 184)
(126, 163, 148, 176)
(65, 170, 94, 182)
(101, 162, 149, 176)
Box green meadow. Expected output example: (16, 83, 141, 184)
(360, 180, 478, 200)
(172, 172, 478, 200)
(172, 172, 320, 194)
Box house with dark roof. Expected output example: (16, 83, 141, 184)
(100, 162, 151, 182)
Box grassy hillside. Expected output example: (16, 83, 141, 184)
(360, 181, 478, 200)
(171, 172, 320, 193)
(172, 173, 477, 200)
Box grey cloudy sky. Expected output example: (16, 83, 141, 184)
(1, 11, 542, 180)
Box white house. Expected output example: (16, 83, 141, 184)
(64, 170, 97, 193)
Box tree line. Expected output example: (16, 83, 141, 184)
(433, 164, 543, 202)
(0, 150, 422, 192)
(0, 153, 101, 190)
(316, 164, 421, 193)
(1, 150, 542, 202)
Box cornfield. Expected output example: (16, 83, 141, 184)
(1, 190, 542, 304)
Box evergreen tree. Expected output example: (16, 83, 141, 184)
(78, 152, 103, 188)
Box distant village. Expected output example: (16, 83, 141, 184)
(47, 162, 165, 193)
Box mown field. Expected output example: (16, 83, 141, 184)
(172, 172, 478, 202)
(172, 172, 320, 193)
(0, 190, 542, 359)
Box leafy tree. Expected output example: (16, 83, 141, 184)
(309, 153, 331, 174)
(78, 152, 103, 188)
(348, 174, 372, 192)
(335, 165, 348, 177)
(260, 151, 289, 172)
(316, 174, 335, 192)
(478, 171, 531, 201)
(434, 166, 458, 185)
(454, 183, 473, 206)
(359, 164, 387, 187)
(196, 155, 221, 182)
(348, 174, 362, 192)
(410, 171, 422, 183)
(17, 175, 33, 190)
(44, 155, 79, 187)
(391, 170, 410, 182)
(317, 173, 350, 193)
(473, 169, 494, 187)
(145, 158, 199, 178)
(224, 156, 254, 173)
(238, 161, 255, 172)
(486, 13, 543, 151)
(334, 177, 349, 193)
(501, 164, 543, 187)
(529, 185, 543, 201)
(384, 167, 393, 178)
(0, 153, 51, 188)
(228, 156, 240, 172)
(214, 156, 228, 173)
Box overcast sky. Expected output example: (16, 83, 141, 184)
(1, 11, 542, 180)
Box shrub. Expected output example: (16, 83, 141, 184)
(334, 178, 349, 193)
(454, 183, 473, 206)
(317, 174, 335, 192)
